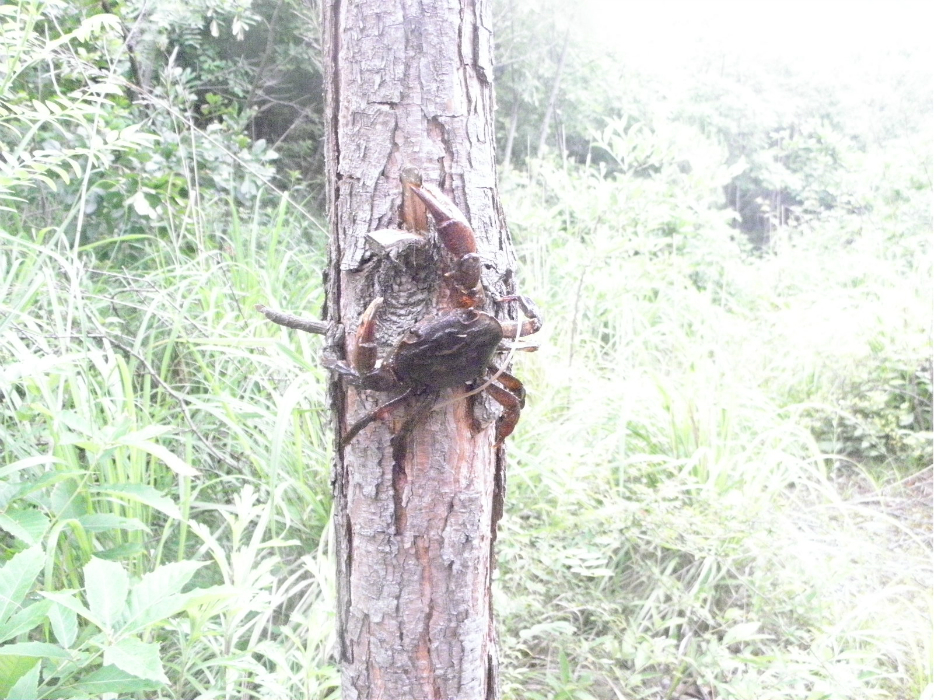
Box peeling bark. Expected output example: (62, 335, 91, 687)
(321, 1, 513, 698)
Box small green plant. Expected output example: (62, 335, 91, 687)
(0, 547, 211, 697)
(807, 355, 932, 472)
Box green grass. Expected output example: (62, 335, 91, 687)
(0, 196, 339, 697)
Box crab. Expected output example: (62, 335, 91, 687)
(328, 178, 542, 447)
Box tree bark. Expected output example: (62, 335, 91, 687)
(321, 1, 514, 698)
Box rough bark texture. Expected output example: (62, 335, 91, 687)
(321, 1, 514, 698)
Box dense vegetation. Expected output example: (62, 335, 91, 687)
(0, 0, 930, 698)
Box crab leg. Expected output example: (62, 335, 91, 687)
(353, 297, 383, 373)
(491, 368, 526, 408)
(498, 295, 544, 339)
(485, 380, 523, 447)
(341, 388, 414, 447)
(484, 365, 527, 446)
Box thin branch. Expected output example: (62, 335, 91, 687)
(255, 304, 328, 335)
(502, 97, 519, 170)
(537, 27, 571, 159)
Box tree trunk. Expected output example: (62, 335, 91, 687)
(321, 1, 514, 698)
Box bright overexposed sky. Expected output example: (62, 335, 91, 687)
(582, 0, 931, 69)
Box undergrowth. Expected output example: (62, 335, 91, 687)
(494, 132, 931, 699)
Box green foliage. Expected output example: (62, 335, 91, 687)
(492, 59, 930, 694)
(0, 214, 337, 697)
(806, 353, 932, 471)
(1, 1, 336, 696)
(495, 165, 931, 698)
(0, 0, 299, 251)
(493, 0, 624, 168)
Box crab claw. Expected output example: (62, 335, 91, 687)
(408, 181, 483, 306)
(446, 253, 483, 308)
(353, 297, 383, 374)
(408, 182, 477, 258)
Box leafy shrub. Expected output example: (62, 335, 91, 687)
(807, 355, 933, 471)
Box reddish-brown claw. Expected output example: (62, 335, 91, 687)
(408, 182, 477, 258)
(353, 297, 383, 374)
(408, 181, 484, 305)
(400, 167, 429, 233)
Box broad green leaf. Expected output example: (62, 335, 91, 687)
(0, 546, 44, 626)
(56, 410, 96, 437)
(0, 656, 38, 700)
(90, 484, 183, 520)
(45, 163, 70, 183)
(0, 354, 87, 384)
(518, 620, 577, 640)
(113, 425, 172, 442)
(0, 510, 49, 545)
(76, 514, 149, 533)
(94, 542, 145, 561)
(103, 636, 169, 684)
(8, 470, 83, 501)
(30, 100, 50, 117)
(0, 641, 71, 659)
(49, 480, 84, 520)
(86, 81, 124, 96)
(49, 600, 78, 649)
(65, 664, 163, 695)
(0, 600, 52, 644)
(74, 13, 122, 40)
(167, 584, 238, 611)
(83, 558, 128, 631)
(4, 657, 39, 700)
(124, 561, 204, 632)
(39, 591, 95, 629)
(0, 455, 65, 479)
(0, 483, 17, 511)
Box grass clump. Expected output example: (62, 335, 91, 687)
(1, 201, 340, 696)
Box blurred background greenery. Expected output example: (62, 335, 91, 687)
(0, 0, 930, 698)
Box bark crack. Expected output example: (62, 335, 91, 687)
(391, 456, 408, 535)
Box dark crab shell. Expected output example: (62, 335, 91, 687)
(391, 308, 503, 391)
